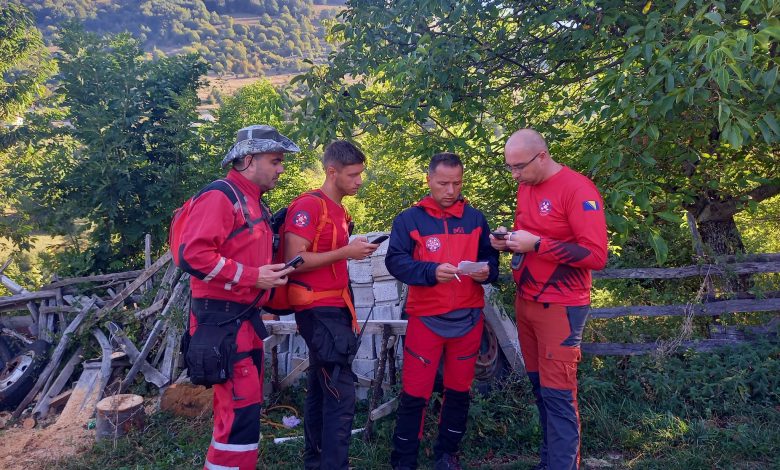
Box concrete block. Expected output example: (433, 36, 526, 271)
(373, 279, 401, 303)
(355, 335, 375, 359)
(372, 304, 401, 321)
(351, 358, 378, 378)
(352, 284, 375, 307)
(355, 307, 372, 321)
(371, 256, 391, 279)
(348, 259, 372, 284)
(356, 385, 370, 401)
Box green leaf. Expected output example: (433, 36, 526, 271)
(657, 211, 683, 224)
(704, 12, 722, 24)
(763, 113, 780, 135)
(674, 0, 689, 13)
(648, 230, 669, 265)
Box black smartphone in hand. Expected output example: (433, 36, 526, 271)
(369, 234, 389, 245)
(491, 231, 508, 240)
(284, 255, 304, 269)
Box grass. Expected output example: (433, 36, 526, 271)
(45, 340, 780, 470)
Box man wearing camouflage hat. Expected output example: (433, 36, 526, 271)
(175, 124, 299, 470)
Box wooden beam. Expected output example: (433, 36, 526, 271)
(581, 338, 757, 356)
(590, 297, 780, 319)
(42, 270, 145, 289)
(594, 261, 780, 280)
(279, 357, 309, 389)
(369, 397, 398, 422)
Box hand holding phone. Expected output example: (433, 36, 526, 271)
(284, 255, 305, 270)
(491, 231, 508, 240)
(369, 234, 389, 245)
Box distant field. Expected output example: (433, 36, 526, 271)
(198, 72, 300, 107)
(229, 14, 261, 26)
(0, 235, 65, 263)
(311, 4, 344, 13)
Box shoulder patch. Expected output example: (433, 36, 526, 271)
(293, 210, 311, 228)
(582, 200, 600, 211)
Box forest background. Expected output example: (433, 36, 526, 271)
(0, 0, 779, 468)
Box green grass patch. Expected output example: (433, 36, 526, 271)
(44, 340, 780, 469)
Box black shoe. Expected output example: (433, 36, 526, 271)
(434, 453, 462, 470)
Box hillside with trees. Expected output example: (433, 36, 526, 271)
(17, 0, 343, 75)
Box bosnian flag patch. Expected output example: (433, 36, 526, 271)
(582, 200, 600, 211)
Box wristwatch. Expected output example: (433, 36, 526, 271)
(533, 237, 541, 252)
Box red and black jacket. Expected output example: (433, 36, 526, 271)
(177, 170, 273, 306)
(385, 195, 499, 317)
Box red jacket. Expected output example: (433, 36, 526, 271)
(178, 170, 273, 305)
(385, 196, 499, 317)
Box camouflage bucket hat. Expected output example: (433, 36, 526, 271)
(221, 124, 300, 168)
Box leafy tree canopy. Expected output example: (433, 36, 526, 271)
(296, 0, 780, 264)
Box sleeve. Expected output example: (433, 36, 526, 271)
(178, 191, 260, 287)
(284, 196, 322, 244)
(535, 182, 608, 270)
(477, 214, 500, 284)
(385, 210, 439, 286)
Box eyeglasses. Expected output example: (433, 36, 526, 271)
(505, 152, 543, 172)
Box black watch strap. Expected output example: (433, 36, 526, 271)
(534, 237, 541, 252)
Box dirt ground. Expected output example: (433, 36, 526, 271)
(0, 418, 93, 470)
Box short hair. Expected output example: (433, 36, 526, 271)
(322, 140, 366, 169)
(428, 152, 463, 174)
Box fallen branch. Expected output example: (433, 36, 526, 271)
(107, 322, 169, 388)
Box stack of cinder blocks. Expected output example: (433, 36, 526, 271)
(349, 232, 405, 398)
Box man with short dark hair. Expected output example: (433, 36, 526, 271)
(491, 129, 608, 470)
(385, 152, 499, 470)
(176, 124, 298, 470)
(284, 140, 379, 469)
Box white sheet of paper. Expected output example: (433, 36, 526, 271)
(457, 261, 488, 274)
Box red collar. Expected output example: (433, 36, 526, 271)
(415, 195, 466, 218)
(226, 169, 263, 201)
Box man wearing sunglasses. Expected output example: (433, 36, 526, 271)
(490, 129, 607, 470)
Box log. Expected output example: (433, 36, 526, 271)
(590, 297, 780, 319)
(92, 328, 114, 406)
(369, 397, 398, 422)
(134, 299, 165, 320)
(85, 251, 172, 330)
(95, 394, 145, 441)
(107, 322, 169, 388)
(42, 270, 144, 289)
(581, 338, 757, 356)
(118, 279, 186, 392)
(12, 298, 96, 420)
(32, 346, 84, 419)
(593, 261, 780, 280)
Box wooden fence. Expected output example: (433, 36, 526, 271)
(583, 252, 780, 355)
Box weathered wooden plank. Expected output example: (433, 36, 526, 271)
(594, 261, 780, 279)
(42, 270, 144, 289)
(581, 338, 754, 356)
(590, 297, 780, 319)
(483, 285, 524, 371)
(370, 397, 398, 422)
(0, 288, 55, 310)
(87, 251, 172, 327)
(33, 346, 84, 419)
(279, 357, 309, 389)
(107, 322, 169, 388)
(12, 299, 96, 420)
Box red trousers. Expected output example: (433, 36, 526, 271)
(190, 313, 265, 470)
(515, 297, 589, 470)
(401, 315, 484, 398)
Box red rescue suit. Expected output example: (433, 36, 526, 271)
(177, 170, 272, 470)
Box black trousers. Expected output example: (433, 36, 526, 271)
(296, 307, 356, 470)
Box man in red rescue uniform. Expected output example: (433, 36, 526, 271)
(176, 125, 298, 470)
(284, 141, 380, 469)
(491, 129, 608, 470)
(385, 152, 499, 470)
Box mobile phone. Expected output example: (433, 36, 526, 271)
(284, 255, 304, 270)
(491, 231, 508, 240)
(369, 234, 389, 245)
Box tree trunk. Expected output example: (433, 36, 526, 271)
(696, 217, 751, 293)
